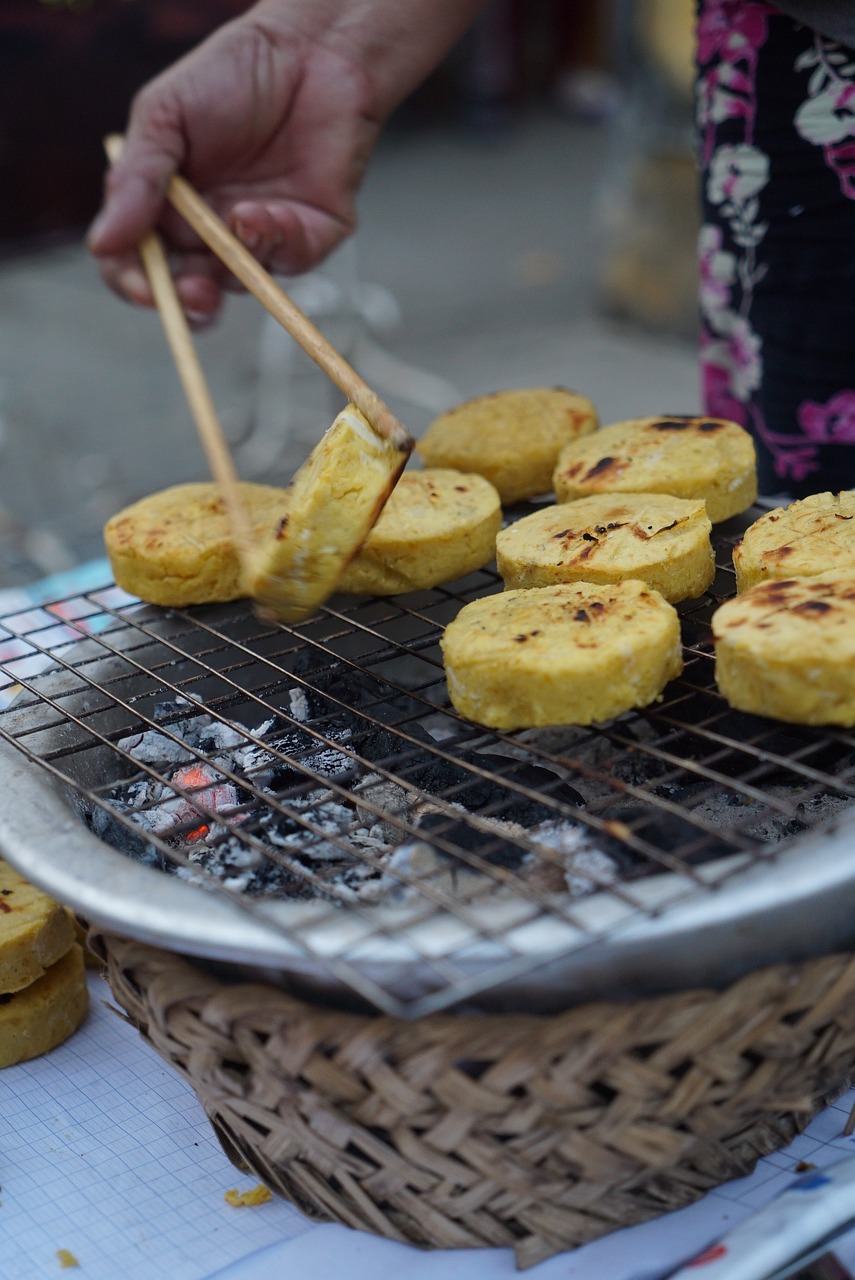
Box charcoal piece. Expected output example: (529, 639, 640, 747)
(610, 750, 674, 788)
(594, 803, 733, 875)
(84, 802, 168, 870)
(114, 727, 195, 769)
(288, 653, 423, 721)
(469, 755, 585, 817)
(152, 698, 194, 722)
(401, 752, 578, 828)
(346, 724, 434, 773)
(416, 811, 526, 871)
(237, 722, 359, 793)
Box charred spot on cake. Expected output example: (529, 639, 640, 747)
(793, 600, 834, 616)
(648, 416, 724, 434)
(834, 512, 854, 520)
(583, 456, 619, 482)
(573, 609, 591, 623)
(648, 417, 693, 432)
(770, 544, 794, 559)
(755, 580, 798, 601)
(275, 515, 289, 540)
(631, 519, 681, 541)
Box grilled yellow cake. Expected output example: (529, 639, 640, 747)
(104, 481, 292, 607)
(337, 469, 501, 595)
(0, 943, 88, 1069)
(440, 579, 683, 729)
(245, 404, 409, 622)
(733, 490, 855, 592)
(712, 574, 855, 725)
(553, 414, 757, 523)
(416, 387, 598, 505)
(0, 858, 76, 995)
(496, 492, 714, 602)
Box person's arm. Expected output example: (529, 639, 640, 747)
(88, 0, 489, 322)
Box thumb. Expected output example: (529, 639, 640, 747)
(87, 111, 186, 256)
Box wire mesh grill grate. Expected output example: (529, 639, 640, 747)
(2, 506, 855, 1015)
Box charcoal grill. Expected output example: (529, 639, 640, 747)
(2, 503, 855, 1019)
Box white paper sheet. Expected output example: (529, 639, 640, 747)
(4, 973, 855, 1280)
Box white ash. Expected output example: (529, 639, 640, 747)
(177, 823, 265, 894)
(261, 790, 357, 861)
(287, 688, 311, 722)
(529, 821, 619, 895)
(688, 786, 855, 844)
(116, 729, 195, 769)
(352, 774, 412, 842)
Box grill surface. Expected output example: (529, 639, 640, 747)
(2, 503, 855, 1016)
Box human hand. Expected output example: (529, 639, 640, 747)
(88, 0, 487, 325)
(88, 1, 384, 324)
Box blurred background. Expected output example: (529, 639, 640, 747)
(0, 0, 700, 587)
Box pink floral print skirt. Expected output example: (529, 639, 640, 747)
(697, 0, 855, 497)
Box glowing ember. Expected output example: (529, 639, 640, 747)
(171, 762, 237, 841)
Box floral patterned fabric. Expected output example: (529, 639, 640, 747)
(697, 0, 855, 496)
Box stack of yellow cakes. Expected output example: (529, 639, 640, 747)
(0, 858, 89, 1068)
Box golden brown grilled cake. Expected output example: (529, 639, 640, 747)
(416, 387, 598, 505)
(245, 404, 409, 623)
(496, 492, 714, 602)
(337, 469, 502, 595)
(712, 574, 855, 725)
(553, 414, 757, 523)
(733, 490, 855, 592)
(104, 481, 292, 607)
(440, 579, 683, 730)
(0, 858, 76, 996)
(0, 944, 88, 1069)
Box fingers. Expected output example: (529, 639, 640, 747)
(229, 199, 349, 276)
(97, 249, 226, 328)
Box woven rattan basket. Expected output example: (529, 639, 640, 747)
(87, 930, 855, 1269)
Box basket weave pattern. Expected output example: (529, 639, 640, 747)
(91, 932, 855, 1269)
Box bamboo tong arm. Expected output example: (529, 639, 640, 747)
(102, 137, 252, 554)
(103, 134, 413, 455)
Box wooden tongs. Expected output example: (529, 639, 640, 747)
(103, 135, 413, 623)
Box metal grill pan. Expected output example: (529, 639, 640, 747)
(2, 505, 855, 1017)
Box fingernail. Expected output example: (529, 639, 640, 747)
(117, 266, 150, 304)
(235, 220, 261, 253)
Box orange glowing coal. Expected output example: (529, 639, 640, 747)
(172, 762, 220, 841)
